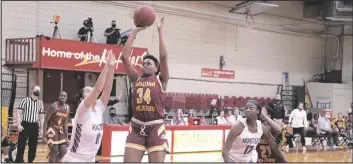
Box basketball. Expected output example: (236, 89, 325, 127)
(133, 5, 156, 27)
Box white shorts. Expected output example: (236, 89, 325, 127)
(62, 152, 95, 162)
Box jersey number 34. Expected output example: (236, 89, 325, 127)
(137, 88, 152, 104)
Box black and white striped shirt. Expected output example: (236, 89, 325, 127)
(17, 97, 44, 123)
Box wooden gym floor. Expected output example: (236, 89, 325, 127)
(3, 144, 352, 162)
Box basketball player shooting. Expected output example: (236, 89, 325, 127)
(121, 16, 169, 162)
(61, 53, 116, 162)
(42, 91, 70, 162)
(222, 100, 287, 163)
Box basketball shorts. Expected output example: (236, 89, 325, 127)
(46, 126, 66, 145)
(62, 152, 95, 162)
(125, 118, 168, 153)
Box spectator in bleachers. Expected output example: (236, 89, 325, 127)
(307, 113, 319, 137)
(104, 20, 121, 45)
(215, 110, 228, 125)
(331, 112, 346, 133)
(188, 110, 196, 118)
(347, 113, 353, 130)
(201, 116, 208, 125)
(317, 111, 339, 148)
(269, 94, 286, 126)
(346, 113, 353, 146)
(195, 108, 203, 117)
(226, 109, 236, 125)
(234, 107, 243, 122)
(104, 107, 127, 125)
(202, 108, 210, 117)
(171, 109, 187, 126)
(210, 107, 218, 117)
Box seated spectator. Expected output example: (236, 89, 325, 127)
(307, 113, 319, 137)
(104, 107, 127, 125)
(347, 113, 353, 130)
(201, 116, 208, 125)
(346, 113, 353, 146)
(171, 109, 187, 126)
(215, 110, 228, 125)
(104, 20, 121, 45)
(195, 108, 203, 117)
(202, 108, 210, 116)
(226, 109, 236, 125)
(331, 112, 346, 133)
(188, 110, 196, 118)
(234, 107, 243, 121)
(317, 111, 339, 147)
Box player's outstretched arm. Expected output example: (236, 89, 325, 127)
(100, 54, 116, 106)
(222, 122, 244, 162)
(262, 124, 288, 163)
(156, 16, 169, 90)
(121, 25, 146, 83)
(83, 64, 108, 109)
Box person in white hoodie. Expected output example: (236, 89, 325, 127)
(288, 102, 309, 152)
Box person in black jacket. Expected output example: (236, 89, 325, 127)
(104, 20, 121, 45)
(269, 94, 286, 144)
(269, 94, 286, 126)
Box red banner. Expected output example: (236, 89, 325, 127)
(201, 68, 235, 79)
(40, 39, 147, 74)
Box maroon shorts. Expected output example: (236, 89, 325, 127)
(125, 119, 168, 153)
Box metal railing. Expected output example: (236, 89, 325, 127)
(5, 37, 37, 64)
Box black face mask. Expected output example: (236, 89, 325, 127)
(110, 113, 116, 117)
(33, 91, 40, 96)
(112, 24, 116, 28)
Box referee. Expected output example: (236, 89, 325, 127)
(15, 85, 44, 163)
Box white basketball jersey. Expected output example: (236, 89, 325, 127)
(67, 99, 105, 158)
(229, 119, 263, 162)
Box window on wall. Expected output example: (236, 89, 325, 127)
(110, 79, 116, 96)
(317, 101, 331, 109)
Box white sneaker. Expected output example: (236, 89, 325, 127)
(302, 146, 306, 152)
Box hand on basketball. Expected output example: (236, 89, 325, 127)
(156, 16, 165, 31)
(132, 26, 147, 33)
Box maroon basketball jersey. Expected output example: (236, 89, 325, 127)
(48, 102, 69, 128)
(132, 75, 165, 122)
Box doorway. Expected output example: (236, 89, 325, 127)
(42, 69, 84, 116)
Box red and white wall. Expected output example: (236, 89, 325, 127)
(2, 1, 342, 112)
